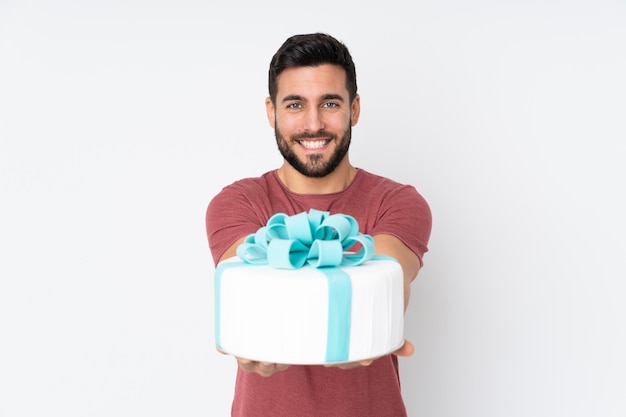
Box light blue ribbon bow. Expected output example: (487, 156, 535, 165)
(236, 209, 374, 269)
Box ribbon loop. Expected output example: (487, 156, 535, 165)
(235, 242, 267, 264)
(285, 211, 315, 245)
(307, 239, 344, 268)
(267, 239, 309, 269)
(340, 234, 374, 266)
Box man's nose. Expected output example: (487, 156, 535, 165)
(302, 107, 325, 133)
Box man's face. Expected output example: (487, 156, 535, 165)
(266, 64, 360, 178)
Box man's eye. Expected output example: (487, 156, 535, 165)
(322, 102, 339, 108)
(287, 103, 302, 109)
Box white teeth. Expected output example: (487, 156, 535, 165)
(299, 140, 327, 149)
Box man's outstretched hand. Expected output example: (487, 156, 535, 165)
(236, 357, 290, 377)
(394, 339, 415, 357)
(218, 340, 415, 377)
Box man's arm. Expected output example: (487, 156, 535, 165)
(217, 236, 247, 264)
(373, 233, 421, 311)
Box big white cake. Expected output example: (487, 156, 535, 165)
(213, 209, 405, 365)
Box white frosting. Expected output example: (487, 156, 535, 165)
(216, 257, 404, 364)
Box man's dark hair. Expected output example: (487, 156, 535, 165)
(268, 33, 358, 105)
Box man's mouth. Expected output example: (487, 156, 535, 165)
(298, 140, 330, 149)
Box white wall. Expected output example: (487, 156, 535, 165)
(1, 1, 624, 416)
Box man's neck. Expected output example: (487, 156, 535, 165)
(277, 159, 357, 195)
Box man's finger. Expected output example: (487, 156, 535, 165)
(394, 340, 415, 357)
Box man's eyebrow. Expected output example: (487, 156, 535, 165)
(281, 94, 345, 103)
(281, 94, 305, 103)
(320, 94, 345, 102)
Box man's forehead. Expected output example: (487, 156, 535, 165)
(276, 64, 348, 99)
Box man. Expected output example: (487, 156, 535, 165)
(206, 33, 431, 416)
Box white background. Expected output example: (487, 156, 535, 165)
(1, 1, 625, 416)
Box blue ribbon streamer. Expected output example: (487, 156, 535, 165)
(322, 267, 352, 362)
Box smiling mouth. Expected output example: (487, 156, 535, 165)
(298, 140, 330, 149)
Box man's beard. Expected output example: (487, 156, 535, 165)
(275, 125, 352, 178)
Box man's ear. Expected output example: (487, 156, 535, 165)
(351, 94, 361, 126)
(265, 97, 275, 128)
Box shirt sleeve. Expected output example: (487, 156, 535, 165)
(369, 185, 432, 266)
(205, 183, 266, 265)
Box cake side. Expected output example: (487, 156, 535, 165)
(215, 257, 404, 365)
